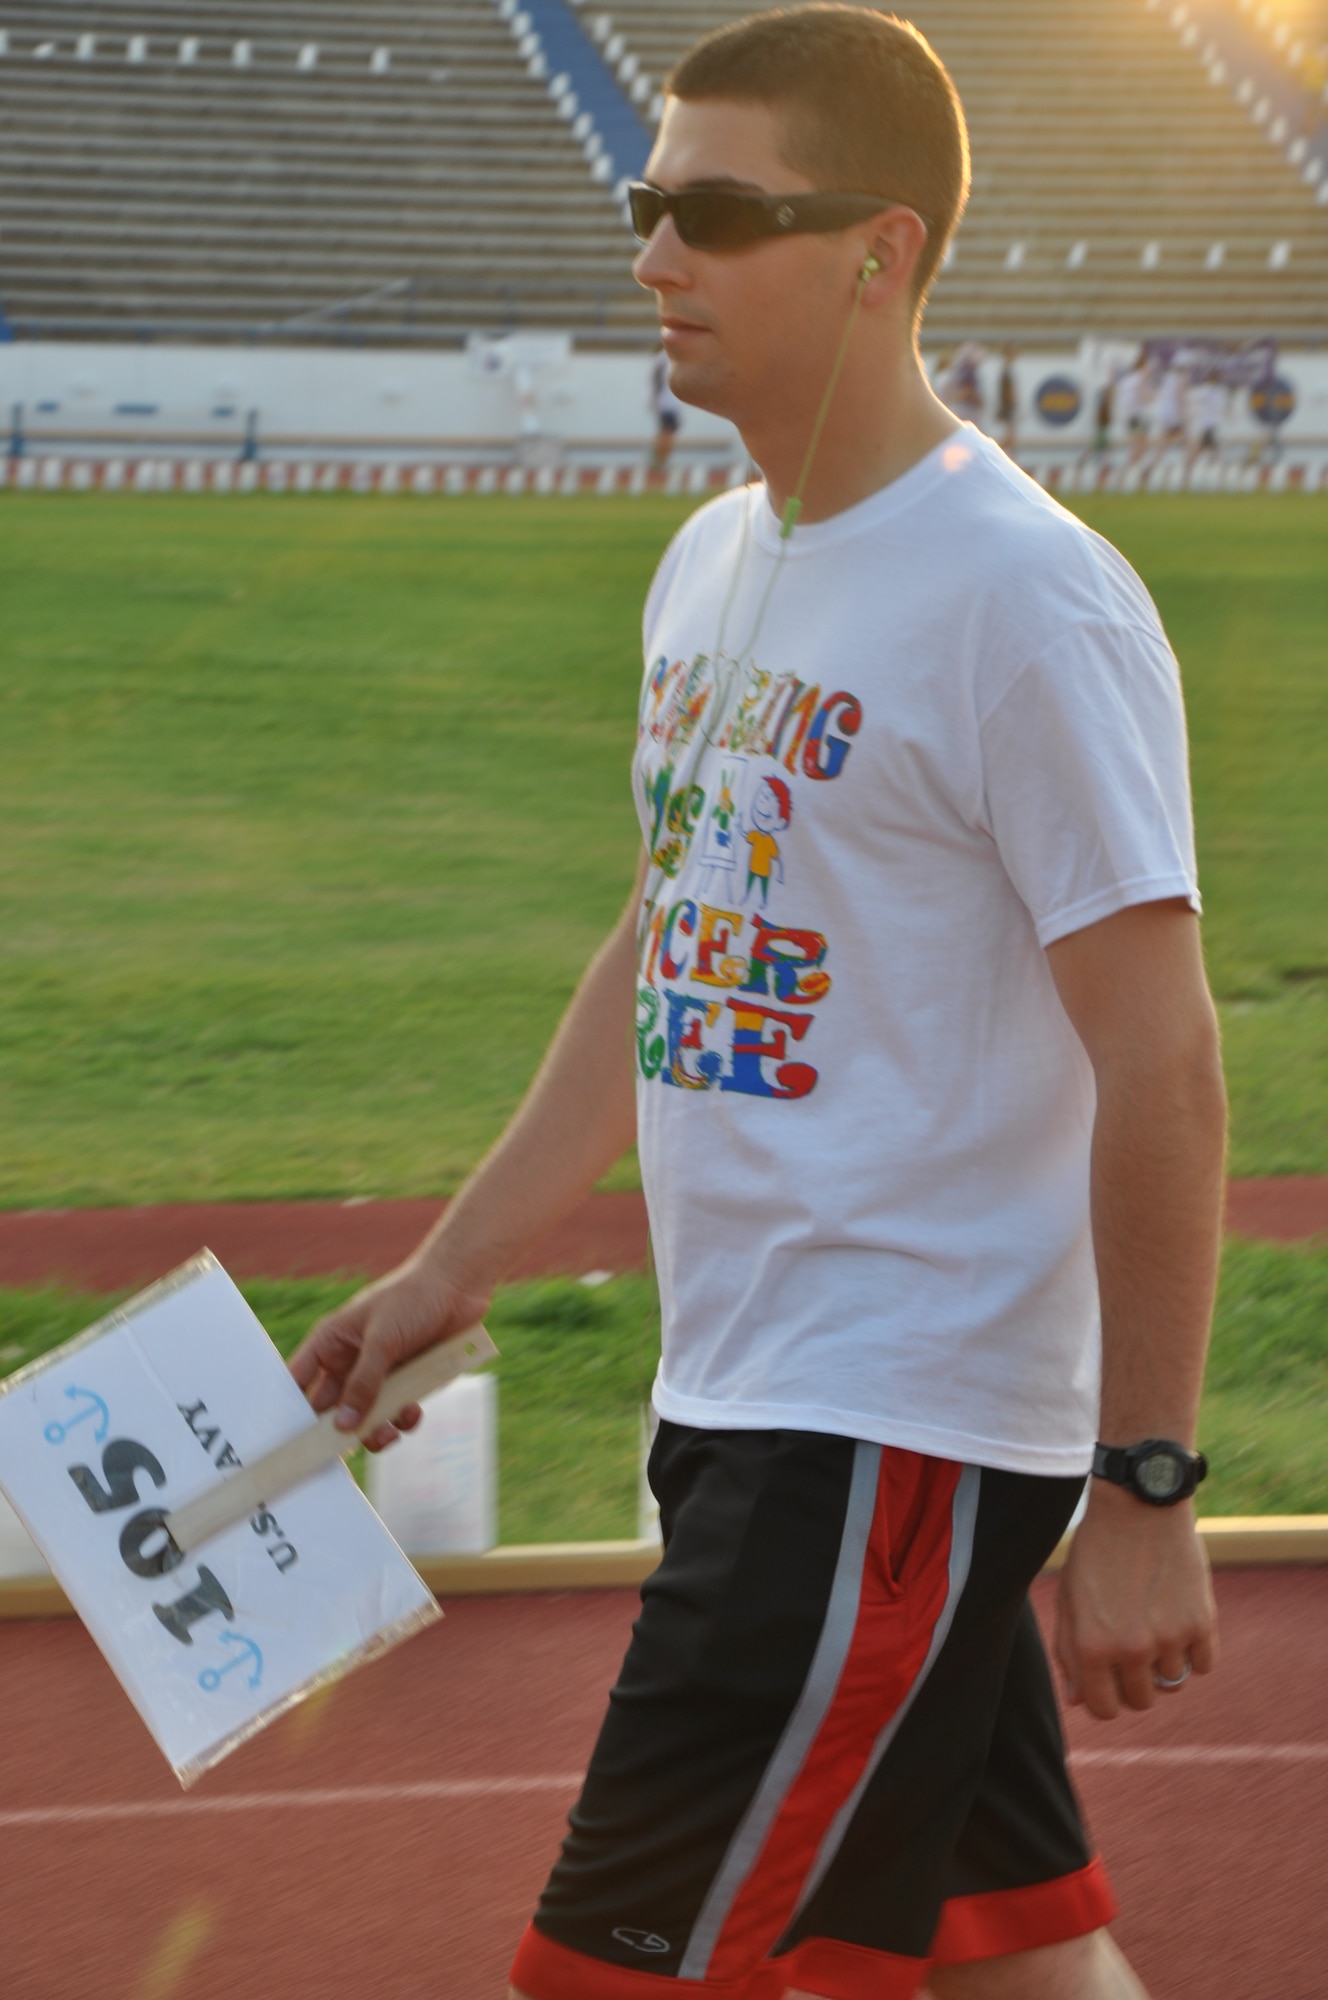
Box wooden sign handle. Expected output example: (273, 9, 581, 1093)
(164, 1325, 498, 1555)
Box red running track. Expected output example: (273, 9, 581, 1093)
(0, 1179, 1324, 1293)
(0, 1567, 1324, 2000)
(0, 1192, 652, 1292)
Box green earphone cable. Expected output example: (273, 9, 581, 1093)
(645, 255, 878, 908)
(779, 257, 878, 541)
(728, 255, 878, 664)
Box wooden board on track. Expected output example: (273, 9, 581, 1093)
(2, 1520, 1325, 1624)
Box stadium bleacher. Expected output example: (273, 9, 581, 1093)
(0, 1, 656, 341)
(0, 0, 1324, 345)
(1234, 0, 1328, 92)
(594, 0, 1328, 344)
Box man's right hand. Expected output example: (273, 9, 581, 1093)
(288, 1256, 493, 1452)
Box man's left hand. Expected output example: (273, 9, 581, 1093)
(1055, 1483, 1217, 1719)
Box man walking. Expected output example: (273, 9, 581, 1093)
(293, 12, 1225, 1997)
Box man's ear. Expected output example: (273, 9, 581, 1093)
(860, 208, 930, 306)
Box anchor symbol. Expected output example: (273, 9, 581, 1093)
(44, 1386, 110, 1447)
(198, 1631, 264, 1694)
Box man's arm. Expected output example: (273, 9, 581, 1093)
(288, 853, 648, 1442)
(1045, 898, 1226, 1721)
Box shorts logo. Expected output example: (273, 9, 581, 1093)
(612, 1927, 671, 1954)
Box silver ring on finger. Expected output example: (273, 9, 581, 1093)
(1152, 1662, 1192, 1690)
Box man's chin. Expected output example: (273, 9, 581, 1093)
(663, 361, 732, 422)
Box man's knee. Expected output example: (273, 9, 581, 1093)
(926, 1928, 1149, 1999)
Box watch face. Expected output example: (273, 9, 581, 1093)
(1137, 1450, 1184, 1500)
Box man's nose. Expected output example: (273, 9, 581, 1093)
(633, 215, 691, 292)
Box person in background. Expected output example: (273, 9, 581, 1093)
(936, 339, 985, 425)
(996, 342, 1019, 456)
(1093, 374, 1114, 458)
(650, 346, 684, 471)
(1111, 356, 1150, 465)
(1148, 359, 1188, 469)
(1075, 371, 1113, 485)
(1186, 370, 1227, 479)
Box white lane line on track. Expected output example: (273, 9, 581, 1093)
(1072, 1745, 1328, 1768)
(0, 1777, 585, 1827)
(1, 1750, 1325, 1829)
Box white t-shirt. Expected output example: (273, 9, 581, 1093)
(632, 429, 1200, 1476)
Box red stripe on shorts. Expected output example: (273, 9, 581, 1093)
(763, 1932, 926, 1998)
(705, 1451, 963, 1983)
(929, 1855, 1118, 1964)
(512, 1923, 689, 1998)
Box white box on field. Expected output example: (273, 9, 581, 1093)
(366, 1372, 497, 1556)
(638, 1404, 661, 1547)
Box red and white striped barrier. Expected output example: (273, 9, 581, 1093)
(0, 456, 750, 497)
(1030, 454, 1328, 496)
(4, 455, 1326, 497)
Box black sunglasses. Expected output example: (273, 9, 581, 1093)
(628, 182, 924, 251)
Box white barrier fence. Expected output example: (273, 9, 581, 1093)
(4, 340, 1328, 473)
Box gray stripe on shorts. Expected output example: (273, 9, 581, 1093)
(786, 1461, 982, 1928)
(676, 1437, 882, 1981)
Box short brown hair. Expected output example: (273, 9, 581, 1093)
(666, 6, 969, 307)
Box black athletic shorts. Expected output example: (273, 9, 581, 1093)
(512, 1422, 1115, 2000)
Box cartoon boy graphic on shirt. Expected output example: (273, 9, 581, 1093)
(743, 775, 792, 905)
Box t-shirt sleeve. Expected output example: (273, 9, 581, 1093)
(978, 616, 1201, 947)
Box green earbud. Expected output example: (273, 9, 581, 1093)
(860, 254, 882, 281)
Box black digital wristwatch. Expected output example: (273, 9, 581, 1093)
(1091, 1439, 1208, 1507)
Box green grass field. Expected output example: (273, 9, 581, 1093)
(2, 491, 1325, 1524)
(0, 1273, 661, 1545)
(1084, 498, 1328, 1178)
(2, 1237, 1324, 1536)
(2, 493, 1325, 1205)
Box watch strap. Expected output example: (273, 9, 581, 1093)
(1091, 1441, 1131, 1485)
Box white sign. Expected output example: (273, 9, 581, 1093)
(366, 1372, 497, 1556)
(0, 1253, 439, 1786)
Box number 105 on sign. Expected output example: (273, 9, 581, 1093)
(0, 1254, 438, 1786)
